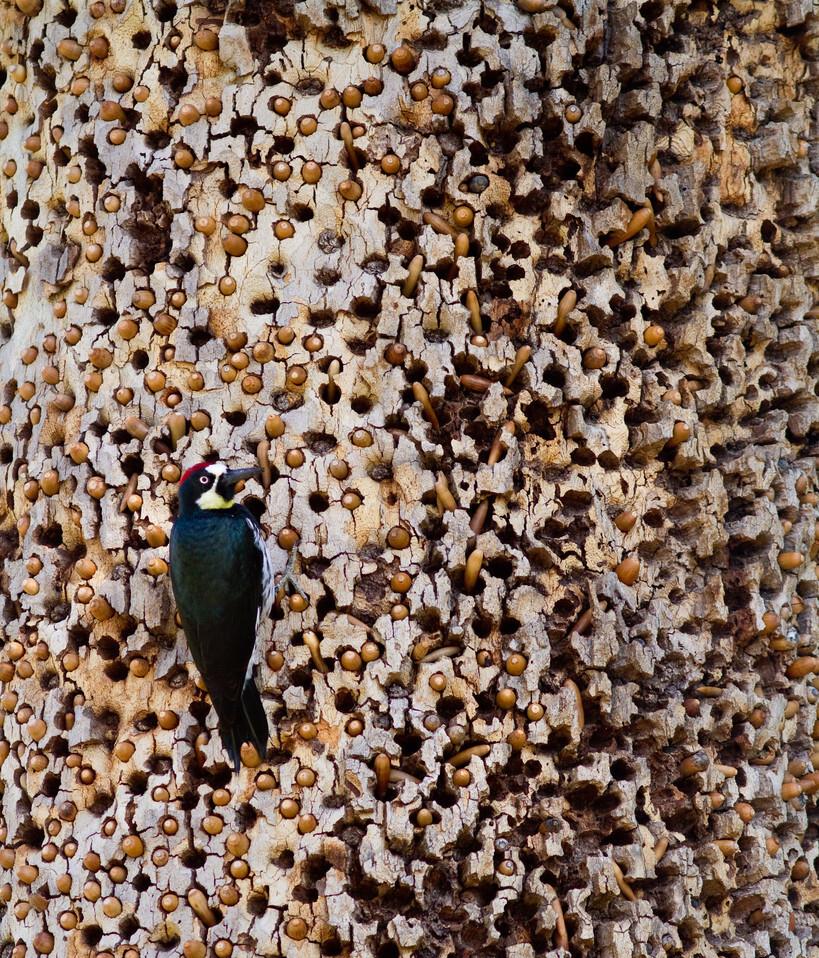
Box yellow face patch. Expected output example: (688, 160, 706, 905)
(198, 486, 233, 510)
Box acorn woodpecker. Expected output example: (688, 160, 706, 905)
(169, 461, 297, 771)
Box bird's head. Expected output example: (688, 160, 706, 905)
(177, 462, 261, 515)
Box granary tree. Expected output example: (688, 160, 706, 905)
(0, 0, 818, 956)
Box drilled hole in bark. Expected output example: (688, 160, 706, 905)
(250, 297, 280, 315)
(309, 492, 329, 513)
(104, 661, 128, 681)
(131, 350, 149, 371)
(82, 926, 104, 947)
(134, 712, 158, 732)
(189, 327, 212, 347)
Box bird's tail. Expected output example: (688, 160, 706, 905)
(222, 680, 269, 773)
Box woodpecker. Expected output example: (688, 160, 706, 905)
(169, 461, 297, 771)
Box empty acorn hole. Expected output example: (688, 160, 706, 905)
(126, 771, 148, 795)
(189, 699, 210, 724)
(179, 846, 207, 868)
(41, 773, 60, 798)
(334, 689, 357, 713)
(397, 218, 421, 242)
(272, 849, 295, 870)
(309, 492, 329, 513)
(314, 591, 336, 621)
(247, 891, 268, 916)
(571, 446, 596, 467)
(34, 522, 64, 548)
(394, 731, 422, 755)
(250, 296, 280, 315)
(471, 615, 494, 639)
(486, 556, 514, 579)
(118, 915, 140, 939)
(95, 636, 120, 660)
(130, 350, 149, 371)
(104, 661, 128, 682)
(436, 696, 464, 719)
(351, 395, 372, 414)
(81, 926, 104, 947)
(189, 327, 212, 347)
(430, 783, 458, 809)
(134, 711, 157, 732)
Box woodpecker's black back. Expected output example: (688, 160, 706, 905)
(170, 480, 270, 771)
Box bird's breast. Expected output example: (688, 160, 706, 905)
(170, 514, 261, 614)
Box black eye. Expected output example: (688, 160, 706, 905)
(199, 475, 209, 485)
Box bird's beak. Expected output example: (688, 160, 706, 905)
(221, 466, 262, 494)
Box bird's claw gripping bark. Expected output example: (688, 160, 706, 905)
(275, 549, 306, 602)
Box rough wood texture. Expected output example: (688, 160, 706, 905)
(0, 0, 817, 956)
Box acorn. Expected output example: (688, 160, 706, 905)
(615, 556, 640, 585)
(390, 45, 416, 75)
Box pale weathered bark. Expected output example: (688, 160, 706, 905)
(0, 0, 818, 955)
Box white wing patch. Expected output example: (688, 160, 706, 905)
(245, 516, 274, 684)
(247, 516, 275, 626)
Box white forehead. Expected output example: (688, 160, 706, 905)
(205, 463, 227, 477)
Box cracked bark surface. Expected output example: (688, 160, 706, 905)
(0, 0, 818, 956)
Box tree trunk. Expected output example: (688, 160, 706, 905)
(0, 0, 817, 956)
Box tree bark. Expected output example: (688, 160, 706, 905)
(0, 0, 817, 956)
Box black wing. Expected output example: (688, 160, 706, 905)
(169, 510, 264, 728)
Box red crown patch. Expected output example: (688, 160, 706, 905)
(179, 462, 211, 485)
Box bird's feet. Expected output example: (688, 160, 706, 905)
(275, 549, 306, 603)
